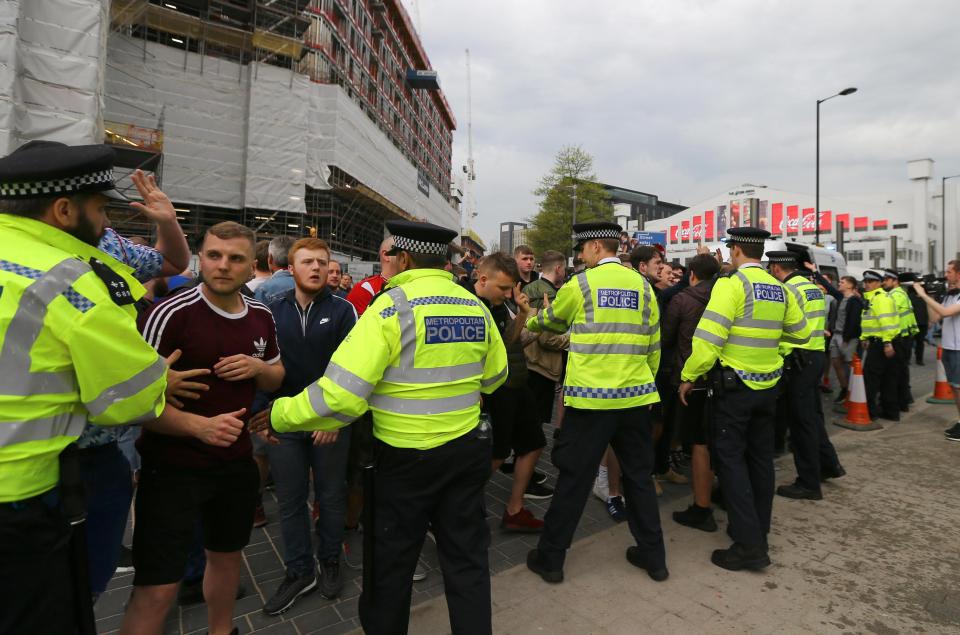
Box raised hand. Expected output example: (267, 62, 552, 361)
(129, 169, 176, 223)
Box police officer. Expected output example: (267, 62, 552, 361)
(861, 270, 901, 421)
(523, 222, 667, 584)
(0, 141, 242, 634)
(766, 252, 844, 500)
(678, 228, 809, 571)
(250, 220, 508, 635)
(882, 270, 918, 412)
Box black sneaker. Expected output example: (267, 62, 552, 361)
(672, 504, 718, 533)
(526, 549, 563, 584)
(523, 480, 554, 500)
(318, 557, 343, 600)
(776, 483, 823, 500)
(263, 571, 317, 616)
(947, 429, 960, 442)
(606, 496, 627, 522)
(944, 422, 960, 436)
(625, 546, 669, 581)
(532, 469, 548, 485)
(115, 545, 135, 574)
(833, 389, 848, 404)
(711, 543, 770, 571)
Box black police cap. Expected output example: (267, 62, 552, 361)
(0, 140, 127, 201)
(572, 221, 622, 249)
(385, 220, 459, 256)
(723, 226, 770, 244)
(765, 250, 799, 264)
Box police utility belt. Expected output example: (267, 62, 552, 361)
(707, 363, 745, 397)
(783, 349, 812, 373)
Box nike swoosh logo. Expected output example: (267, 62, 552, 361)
(318, 318, 330, 325)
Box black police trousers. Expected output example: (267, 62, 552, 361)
(358, 425, 491, 635)
(863, 344, 899, 420)
(894, 335, 913, 410)
(0, 489, 77, 634)
(712, 384, 777, 548)
(782, 354, 841, 492)
(539, 405, 665, 571)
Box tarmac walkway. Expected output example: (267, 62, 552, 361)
(407, 376, 960, 634)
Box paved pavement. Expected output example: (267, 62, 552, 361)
(94, 357, 953, 634)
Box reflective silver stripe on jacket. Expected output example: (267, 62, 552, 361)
(0, 258, 91, 396)
(0, 410, 88, 446)
(369, 391, 479, 415)
(569, 341, 661, 356)
(325, 362, 375, 399)
(84, 357, 167, 417)
(570, 322, 656, 335)
(306, 382, 356, 424)
(577, 273, 593, 322)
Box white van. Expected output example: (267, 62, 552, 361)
(667, 240, 849, 281)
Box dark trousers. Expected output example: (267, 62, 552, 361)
(79, 442, 134, 596)
(358, 426, 492, 635)
(864, 345, 899, 420)
(0, 489, 77, 634)
(782, 354, 840, 492)
(915, 327, 928, 363)
(894, 336, 913, 409)
(526, 370, 557, 425)
(539, 406, 664, 571)
(654, 377, 677, 474)
(711, 385, 777, 548)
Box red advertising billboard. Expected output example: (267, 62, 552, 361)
(819, 210, 832, 233)
(873, 219, 888, 230)
(692, 215, 702, 241)
(854, 216, 869, 230)
(786, 205, 800, 235)
(704, 210, 715, 240)
(836, 213, 850, 230)
(730, 201, 740, 228)
(801, 208, 816, 234)
(680, 220, 691, 243)
(669, 225, 678, 244)
(771, 203, 784, 235)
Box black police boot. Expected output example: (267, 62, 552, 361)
(820, 464, 846, 481)
(711, 543, 771, 571)
(672, 504, 718, 533)
(625, 547, 669, 581)
(776, 482, 823, 500)
(526, 549, 563, 584)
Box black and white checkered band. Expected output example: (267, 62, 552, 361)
(767, 256, 796, 263)
(573, 229, 621, 242)
(392, 234, 449, 255)
(725, 235, 766, 244)
(0, 169, 114, 198)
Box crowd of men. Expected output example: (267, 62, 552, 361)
(2, 141, 960, 635)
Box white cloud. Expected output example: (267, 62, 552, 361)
(407, 0, 960, 247)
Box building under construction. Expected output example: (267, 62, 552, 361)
(0, 0, 461, 260)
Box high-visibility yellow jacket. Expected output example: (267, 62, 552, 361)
(780, 272, 827, 354)
(887, 286, 918, 336)
(860, 288, 899, 343)
(271, 268, 508, 449)
(681, 263, 809, 390)
(0, 214, 167, 503)
(526, 258, 661, 409)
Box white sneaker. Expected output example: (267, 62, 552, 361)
(592, 475, 609, 501)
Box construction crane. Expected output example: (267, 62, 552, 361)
(463, 48, 478, 232)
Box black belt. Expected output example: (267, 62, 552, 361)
(0, 487, 60, 511)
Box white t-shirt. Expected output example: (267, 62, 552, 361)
(943, 293, 959, 351)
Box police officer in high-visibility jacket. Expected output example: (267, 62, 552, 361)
(523, 222, 667, 585)
(678, 227, 809, 572)
(250, 220, 508, 635)
(0, 141, 244, 635)
(882, 269, 918, 413)
(861, 270, 901, 421)
(766, 252, 845, 501)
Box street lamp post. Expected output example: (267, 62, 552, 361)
(816, 87, 857, 245)
(943, 174, 960, 274)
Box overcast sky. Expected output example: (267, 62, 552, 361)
(403, 0, 960, 248)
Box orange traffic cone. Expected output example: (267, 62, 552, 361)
(834, 354, 882, 431)
(926, 346, 956, 404)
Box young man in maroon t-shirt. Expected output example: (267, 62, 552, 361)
(122, 222, 284, 635)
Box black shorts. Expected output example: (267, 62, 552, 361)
(485, 385, 547, 460)
(347, 412, 376, 486)
(526, 370, 557, 425)
(132, 459, 259, 585)
(676, 387, 709, 446)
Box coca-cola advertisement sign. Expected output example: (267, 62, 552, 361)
(801, 208, 816, 233)
(786, 205, 800, 235)
(680, 220, 691, 243)
(704, 210, 715, 240)
(771, 203, 784, 234)
(692, 215, 703, 241)
(669, 225, 678, 244)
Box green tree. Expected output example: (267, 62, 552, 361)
(527, 145, 612, 256)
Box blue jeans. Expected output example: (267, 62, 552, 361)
(116, 425, 141, 473)
(266, 428, 351, 575)
(79, 442, 134, 595)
